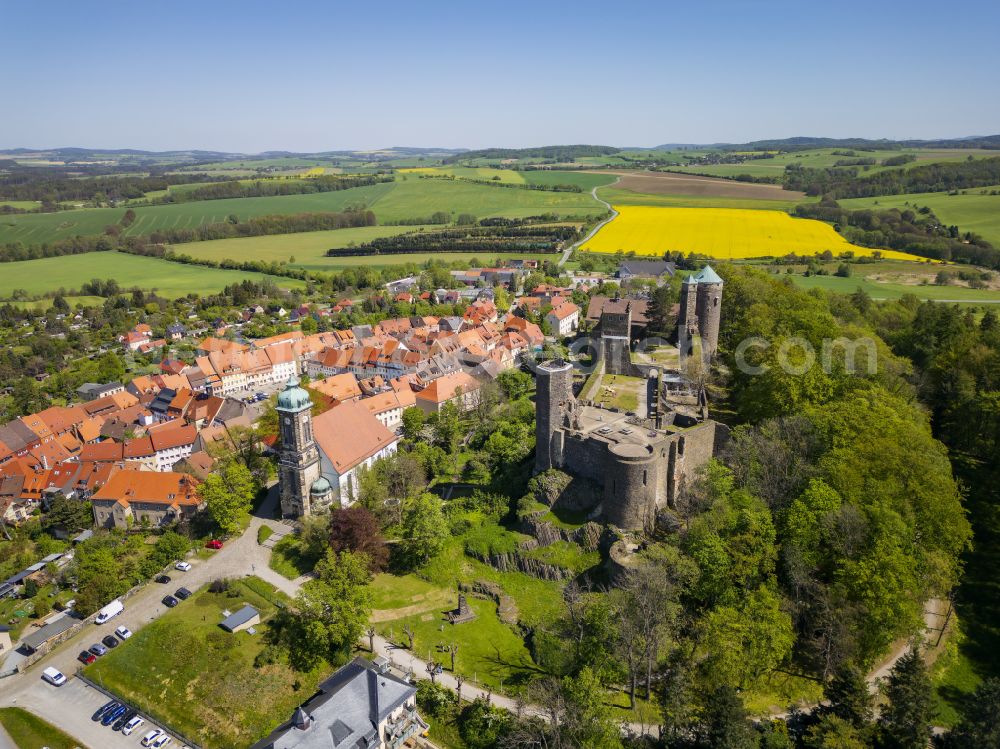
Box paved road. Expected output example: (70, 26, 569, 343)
(560, 178, 620, 266)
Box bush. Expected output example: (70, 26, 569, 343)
(209, 578, 230, 594)
(416, 680, 456, 719)
(257, 525, 274, 545)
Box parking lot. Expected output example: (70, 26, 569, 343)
(15, 676, 179, 748)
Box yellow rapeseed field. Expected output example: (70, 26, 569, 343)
(583, 206, 931, 262)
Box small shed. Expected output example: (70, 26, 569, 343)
(219, 605, 260, 633)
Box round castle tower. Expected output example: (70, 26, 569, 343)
(534, 359, 574, 473)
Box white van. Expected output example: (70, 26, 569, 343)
(95, 599, 124, 624)
(41, 667, 66, 686)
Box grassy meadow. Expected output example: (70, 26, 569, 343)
(582, 205, 929, 261)
(0, 251, 305, 301)
(598, 186, 806, 212)
(172, 224, 560, 272)
(0, 178, 605, 247)
(839, 186, 1000, 247)
(86, 578, 323, 749)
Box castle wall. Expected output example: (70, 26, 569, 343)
(534, 361, 574, 473)
(696, 282, 723, 355)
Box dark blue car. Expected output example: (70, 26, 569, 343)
(102, 704, 128, 726)
(92, 700, 118, 722)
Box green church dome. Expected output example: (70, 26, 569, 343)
(310, 476, 332, 495)
(277, 377, 312, 411)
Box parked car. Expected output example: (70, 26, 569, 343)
(174, 561, 192, 572)
(92, 700, 117, 721)
(122, 716, 145, 735)
(175, 587, 192, 600)
(102, 703, 128, 726)
(78, 650, 97, 665)
(94, 598, 124, 624)
(102, 634, 120, 649)
(141, 729, 163, 746)
(150, 735, 173, 748)
(205, 539, 223, 550)
(162, 595, 179, 608)
(112, 709, 136, 731)
(115, 625, 133, 640)
(155, 574, 172, 584)
(89, 642, 108, 657)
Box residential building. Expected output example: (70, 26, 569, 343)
(415, 371, 482, 414)
(546, 300, 580, 337)
(91, 470, 202, 529)
(250, 657, 425, 749)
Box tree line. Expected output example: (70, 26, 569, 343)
(443, 145, 619, 164)
(784, 156, 1000, 197)
(326, 224, 577, 257)
(0, 209, 375, 263)
(148, 174, 392, 204)
(0, 172, 226, 206)
(794, 198, 999, 268)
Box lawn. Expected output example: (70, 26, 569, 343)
(0, 707, 85, 749)
(0, 251, 305, 301)
(268, 535, 312, 579)
(85, 578, 325, 749)
(582, 205, 930, 261)
(0, 178, 605, 247)
(377, 594, 539, 692)
(840, 185, 1000, 247)
(596, 374, 644, 411)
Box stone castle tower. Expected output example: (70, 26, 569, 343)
(276, 378, 331, 517)
(677, 265, 723, 357)
(534, 360, 574, 473)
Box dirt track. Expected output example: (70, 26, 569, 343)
(590, 169, 805, 201)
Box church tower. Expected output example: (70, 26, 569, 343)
(277, 377, 323, 517)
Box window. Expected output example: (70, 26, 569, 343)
(643, 470, 647, 486)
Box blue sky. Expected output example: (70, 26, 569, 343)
(4, 0, 998, 152)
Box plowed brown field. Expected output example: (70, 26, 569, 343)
(589, 170, 805, 201)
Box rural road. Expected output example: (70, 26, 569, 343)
(560, 178, 620, 266)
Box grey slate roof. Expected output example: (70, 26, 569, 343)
(251, 658, 416, 749)
(219, 604, 259, 632)
(21, 612, 80, 651)
(617, 260, 676, 278)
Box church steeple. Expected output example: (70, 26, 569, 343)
(277, 378, 322, 517)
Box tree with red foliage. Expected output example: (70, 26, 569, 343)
(328, 506, 389, 572)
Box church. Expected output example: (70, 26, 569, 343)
(276, 378, 399, 517)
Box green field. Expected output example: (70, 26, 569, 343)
(787, 271, 1000, 303)
(172, 224, 438, 264)
(86, 579, 323, 749)
(0, 200, 41, 210)
(598, 186, 807, 212)
(521, 170, 617, 190)
(0, 178, 604, 247)
(665, 148, 999, 180)
(0, 707, 84, 749)
(0, 252, 305, 301)
(840, 186, 1000, 247)
(172, 226, 558, 271)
